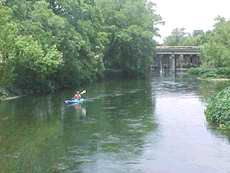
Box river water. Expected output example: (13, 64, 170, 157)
(0, 72, 230, 173)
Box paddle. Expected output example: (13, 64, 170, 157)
(80, 90, 86, 95)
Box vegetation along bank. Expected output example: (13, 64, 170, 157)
(0, 0, 161, 95)
(205, 87, 230, 129)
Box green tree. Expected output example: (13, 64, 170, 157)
(201, 17, 230, 67)
(97, 0, 161, 76)
(164, 28, 187, 46)
(0, 3, 18, 85)
(0, 0, 162, 93)
(163, 28, 207, 46)
(0, 1, 63, 92)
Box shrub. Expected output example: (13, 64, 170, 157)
(188, 67, 230, 78)
(205, 87, 230, 129)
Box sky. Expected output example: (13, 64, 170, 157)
(152, 0, 230, 42)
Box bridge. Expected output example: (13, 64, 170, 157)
(153, 46, 201, 71)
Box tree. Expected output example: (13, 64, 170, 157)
(97, 0, 161, 76)
(164, 28, 187, 46)
(0, 0, 162, 93)
(0, 3, 18, 85)
(201, 17, 230, 67)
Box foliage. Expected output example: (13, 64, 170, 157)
(97, 0, 161, 76)
(165, 17, 230, 69)
(164, 28, 187, 46)
(201, 17, 230, 68)
(205, 87, 230, 129)
(164, 28, 207, 46)
(165, 17, 230, 81)
(0, 3, 18, 85)
(188, 67, 230, 79)
(0, 0, 161, 93)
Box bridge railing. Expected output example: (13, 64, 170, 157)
(156, 46, 200, 55)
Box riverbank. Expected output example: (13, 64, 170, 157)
(188, 67, 230, 80)
(187, 67, 230, 129)
(197, 77, 230, 81)
(205, 87, 230, 130)
(0, 1, 158, 95)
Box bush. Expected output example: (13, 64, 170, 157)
(188, 67, 230, 78)
(216, 68, 230, 77)
(205, 87, 230, 129)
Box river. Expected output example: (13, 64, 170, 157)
(0, 72, 230, 173)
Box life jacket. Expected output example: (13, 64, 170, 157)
(74, 94, 81, 100)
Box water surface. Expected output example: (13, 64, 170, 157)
(0, 73, 230, 173)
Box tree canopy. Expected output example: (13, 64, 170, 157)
(0, 0, 161, 93)
(201, 17, 230, 67)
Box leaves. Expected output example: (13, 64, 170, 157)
(0, 0, 161, 92)
(97, 0, 161, 76)
(206, 87, 230, 129)
(200, 18, 230, 68)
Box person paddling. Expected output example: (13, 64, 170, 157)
(74, 91, 81, 100)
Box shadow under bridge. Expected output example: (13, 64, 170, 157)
(152, 46, 201, 72)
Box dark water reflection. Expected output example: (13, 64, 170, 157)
(0, 73, 230, 173)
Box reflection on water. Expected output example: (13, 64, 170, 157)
(0, 73, 230, 173)
(145, 72, 230, 173)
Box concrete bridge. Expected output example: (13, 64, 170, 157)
(153, 46, 201, 71)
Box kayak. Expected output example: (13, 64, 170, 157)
(64, 98, 85, 104)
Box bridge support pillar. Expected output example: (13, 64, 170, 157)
(159, 55, 163, 74)
(170, 54, 176, 72)
(179, 54, 183, 69)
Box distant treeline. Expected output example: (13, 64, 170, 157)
(0, 0, 161, 93)
(164, 17, 230, 69)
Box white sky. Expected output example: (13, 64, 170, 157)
(152, 0, 230, 42)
